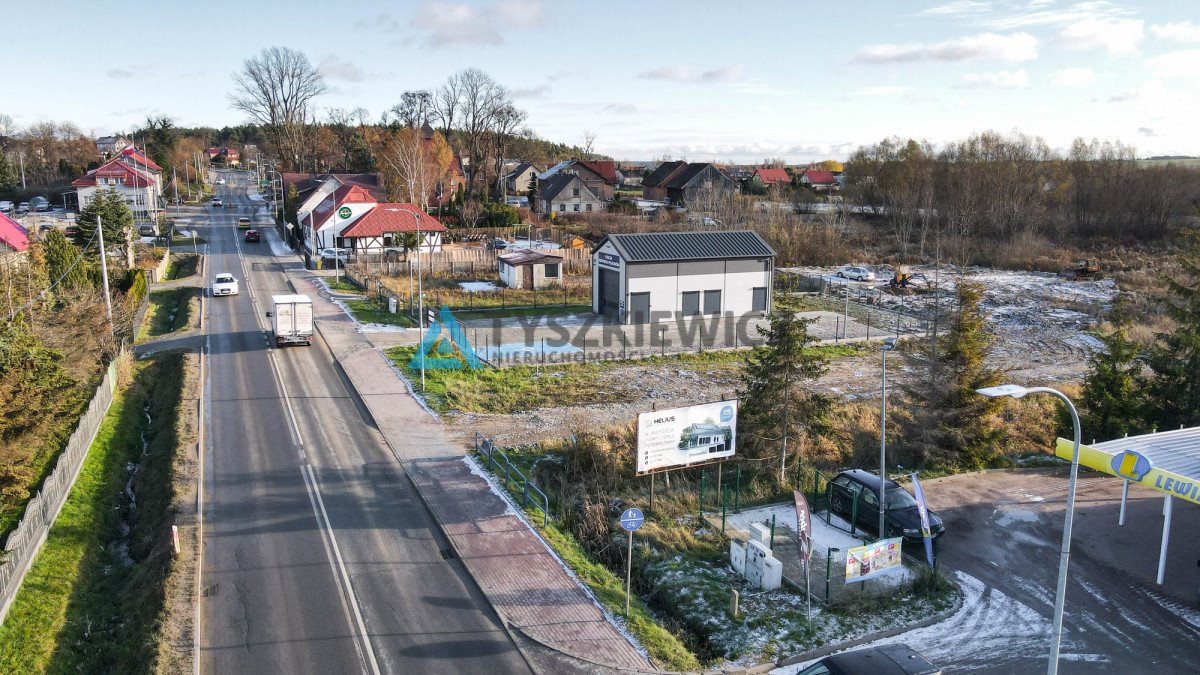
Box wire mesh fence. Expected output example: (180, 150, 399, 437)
(0, 350, 123, 624)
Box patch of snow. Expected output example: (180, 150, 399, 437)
(265, 228, 295, 259)
(459, 281, 500, 292)
(481, 340, 581, 362)
(994, 505, 1040, 527)
(772, 570, 1053, 674)
(725, 503, 864, 554)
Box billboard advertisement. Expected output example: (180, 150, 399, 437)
(844, 537, 903, 584)
(636, 400, 737, 475)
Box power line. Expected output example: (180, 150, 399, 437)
(0, 221, 102, 325)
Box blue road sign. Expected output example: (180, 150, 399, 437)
(619, 507, 644, 532)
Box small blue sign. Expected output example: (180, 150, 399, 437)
(1111, 449, 1152, 482)
(720, 405, 734, 423)
(619, 507, 644, 532)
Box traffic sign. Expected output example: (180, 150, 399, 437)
(619, 507, 644, 532)
(427, 308, 437, 324)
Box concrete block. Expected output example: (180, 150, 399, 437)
(749, 522, 771, 546)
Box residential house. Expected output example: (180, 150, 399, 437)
(641, 161, 736, 206)
(72, 156, 161, 219)
(749, 168, 791, 190)
(538, 160, 615, 200)
(115, 148, 164, 195)
(505, 162, 539, 196)
(291, 173, 385, 229)
(798, 169, 839, 192)
(539, 173, 605, 216)
(95, 135, 130, 158)
(0, 212, 30, 255)
(206, 147, 240, 166)
(498, 248, 564, 290)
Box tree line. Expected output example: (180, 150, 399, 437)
(845, 132, 1200, 258)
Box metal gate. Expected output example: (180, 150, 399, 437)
(599, 268, 620, 320)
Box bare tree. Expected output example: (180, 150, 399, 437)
(230, 47, 327, 168)
(388, 90, 433, 129)
(490, 105, 527, 198)
(445, 68, 517, 199)
(431, 73, 461, 135)
(581, 130, 596, 159)
(378, 127, 453, 210)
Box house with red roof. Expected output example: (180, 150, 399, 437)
(0, 212, 30, 254)
(301, 184, 446, 265)
(116, 148, 163, 194)
(798, 169, 840, 192)
(750, 168, 792, 189)
(72, 156, 161, 220)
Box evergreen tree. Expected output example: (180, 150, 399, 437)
(526, 173, 538, 212)
(739, 295, 831, 479)
(0, 151, 17, 193)
(1142, 242, 1200, 430)
(900, 280, 1006, 468)
(75, 189, 133, 260)
(1079, 329, 1144, 440)
(42, 229, 91, 292)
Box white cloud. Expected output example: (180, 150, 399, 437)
(1056, 18, 1143, 54)
(1137, 127, 1159, 137)
(489, 0, 544, 28)
(317, 56, 365, 82)
(920, 1, 993, 16)
(961, 69, 1029, 87)
(854, 32, 1038, 63)
(1144, 49, 1200, 78)
(410, 3, 503, 46)
(1050, 66, 1097, 86)
(107, 68, 135, 79)
(511, 85, 550, 99)
(354, 12, 401, 31)
(982, 1, 1134, 30)
(1150, 21, 1200, 43)
(638, 64, 747, 84)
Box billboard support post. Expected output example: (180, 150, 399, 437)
(649, 473, 654, 516)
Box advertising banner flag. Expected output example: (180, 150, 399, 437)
(844, 538, 903, 583)
(636, 400, 737, 474)
(910, 473, 935, 567)
(793, 490, 812, 564)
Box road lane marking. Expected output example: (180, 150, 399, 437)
(302, 464, 380, 675)
(194, 329, 209, 675)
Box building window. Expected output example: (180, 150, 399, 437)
(752, 287, 768, 311)
(573, 204, 580, 212)
(559, 203, 566, 212)
(682, 291, 700, 316)
(704, 289, 721, 315)
(585, 203, 593, 212)
(383, 235, 394, 247)
(572, 188, 580, 197)
(544, 263, 560, 278)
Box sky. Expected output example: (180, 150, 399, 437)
(3, 0, 1198, 162)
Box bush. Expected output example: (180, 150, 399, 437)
(482, 202, 520, 227)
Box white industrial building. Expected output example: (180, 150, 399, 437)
(591, 230, 775, 324)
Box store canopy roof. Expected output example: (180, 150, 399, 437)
(1056, 426, 1200, 504)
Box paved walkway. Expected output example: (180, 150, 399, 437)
(267, 228, 652, 672)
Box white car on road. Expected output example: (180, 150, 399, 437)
(836, 265, 876, 282)
(215, 178, 226, 185)
(212, 273, 240, 296)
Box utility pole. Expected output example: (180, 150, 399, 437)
(96, 215, 114, 336)
(18, 150, 26, 189)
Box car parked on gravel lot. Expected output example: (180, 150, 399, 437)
(828, 469, 945, 543)
(0, 200, 12, 213)
(836, 265, 875, 282)
(138, 224, 157, 236)
(16, 202, 30, 214)
(795, 643, 941, 674)
(244, 229, 260, 242)
(212, 273, 239, 296)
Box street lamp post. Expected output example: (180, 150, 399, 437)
(976, 384, 1081, 675)
(879, 337, 896, 539)
(384, 207, 427, 391)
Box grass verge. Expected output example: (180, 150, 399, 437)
(0, 352, 186, 673)
(139, 287, 199, 342)
(324, 277, 365, 293)
(455, 304, 592, 320)
(386, 343, 859, 414)
(344, 298, 416, 327)
(165, 253, 200, 280)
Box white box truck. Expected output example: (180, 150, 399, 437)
(267, 294, 313, 347)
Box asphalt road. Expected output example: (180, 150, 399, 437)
(197, 171, 531, 674)
(867, 469, 1200, 673)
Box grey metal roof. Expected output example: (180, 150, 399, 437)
(1092, 426, 1200, 479)
(600, 230, 776, 263)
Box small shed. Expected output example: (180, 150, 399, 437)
(498, 248, 564, 290)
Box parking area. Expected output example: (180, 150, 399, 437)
(859, 467, 1200, 672)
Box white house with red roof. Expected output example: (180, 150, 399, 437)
(751, 167, 791, 188)
(72, 156, 162, 220)
(0, 212, 30, 255)
(798, 169, 840, 192)
(115, 148, 163, 194)
(303, 184, 446, 261)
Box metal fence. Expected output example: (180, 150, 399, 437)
(473, 433, 552, 528)
(0, 351, 123, 625)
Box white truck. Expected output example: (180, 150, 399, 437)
(267, 294, 314, 347)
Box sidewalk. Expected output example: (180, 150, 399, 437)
(266, 229, 653, 671)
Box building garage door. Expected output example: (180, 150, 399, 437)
(599, 268, 620, 320)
